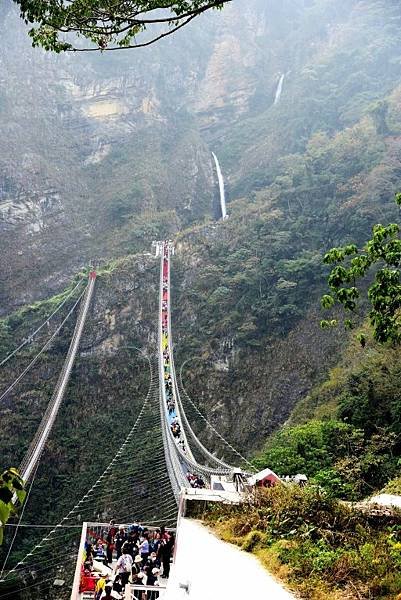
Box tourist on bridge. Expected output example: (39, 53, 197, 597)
(132, 571, 145, 599)
(195, 475, 205, 488)
(115, 545, 133, 590)
(105, 520, 116, 565)
(139, 531, 150, 562)
(107, 519, 117, 538)
(115, 525, 127, 559)
(85, 542, 95, 564)
(148, 549, 161, 566)
(112, 574, 123, 596)
(124, 531, 137, 558)
(147, 567, 161, 599)
(94, 574, 109, 600)
(129, 521, 140, 534)
(171, 422, 181, 438)
(94, 539, 106, 562)
(132, 553, 143, 576)
(105, 532, 114, 565)
(102, 584, 115, 600)
(158, 532, 174, 578)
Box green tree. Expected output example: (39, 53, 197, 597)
(254, 420, 397, 499)
(0, 468, 26, 544)
(14, 0, 230, 52)
(321, 193, 401, 344)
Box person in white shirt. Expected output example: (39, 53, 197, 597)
(115, 544, 133, 590)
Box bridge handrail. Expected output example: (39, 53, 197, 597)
(174, 372, 232, 470)
(158, 245, 188, 496)
(157, 242, 233, 488)
(20, 272, 96, 482)
(0, 278, 84, 368)
(164, 244, 194, 461)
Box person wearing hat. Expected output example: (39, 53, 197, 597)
(132, 553, 142, 577)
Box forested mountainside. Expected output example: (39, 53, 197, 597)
(3, 0, 401, 580)
(3, 0, 401, 311)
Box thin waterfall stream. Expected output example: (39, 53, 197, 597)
(274, 73, 285, 105)
(212, 152, 227, 220)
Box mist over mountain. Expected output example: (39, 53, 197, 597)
(2, 0, 401, 305)
(2, 2, 401, 595)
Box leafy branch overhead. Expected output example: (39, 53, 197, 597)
(13, 0, 230, 52)
(0, 468, 26, 545)
(321, 193, 401, 344)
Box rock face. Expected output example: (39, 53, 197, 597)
(2, 0, 336, 312)
(0, 4, 217, 313)
(3, 0, 401, 532)
(1, 0, 384, 313)
(4, 12, 401, 593)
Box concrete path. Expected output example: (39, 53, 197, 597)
(367, 493, 401, 508)
(164, 518, 295, 599)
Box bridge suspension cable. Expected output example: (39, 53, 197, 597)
(0, 278, 84, 368)
(0, 347, 176, 599)
(0, 286, 86, 405)
(178, 359, 257, 472)
(19, 271, 96, 483)
(174, 372, 232, 469)
(157, 240, 241, 496)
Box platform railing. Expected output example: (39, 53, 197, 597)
(70, 522, 176, 600)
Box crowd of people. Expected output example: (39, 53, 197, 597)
(186, 472, 205, 489)
(161, 243, 188, 458)
(161, 243, 208, 493)
(80, 521, 175, 599)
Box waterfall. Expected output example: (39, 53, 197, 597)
(212, 152, 227, 220)
(274, 73, 285, 105)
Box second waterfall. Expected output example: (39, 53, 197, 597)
(212, 152, 228, 220)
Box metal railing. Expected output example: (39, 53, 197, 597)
(20, 271, 96, 482)
(157, 241, 235, 496)
(70, 521, 175, 600)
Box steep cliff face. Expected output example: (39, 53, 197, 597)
(3, 2, 401, 562)
(4, 0, 401, 315)
(0, 4, 216, 313)
(0, 256, 159, 528)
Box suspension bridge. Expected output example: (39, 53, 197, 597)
(0, 242, 278, 600)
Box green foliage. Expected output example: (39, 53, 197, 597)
(337, 360, 401, 442)
(0, 469, 25, 545)
(321, 195, 401, 343)
(254, 419, 398, 500)
(204, 486, 401, 600)
(14, 0, 228, 52)
(255, 420, 344, 475)
(382, 476, 401, 496)
(5, 0, 401, 582)
(0, 274, 86, 361)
